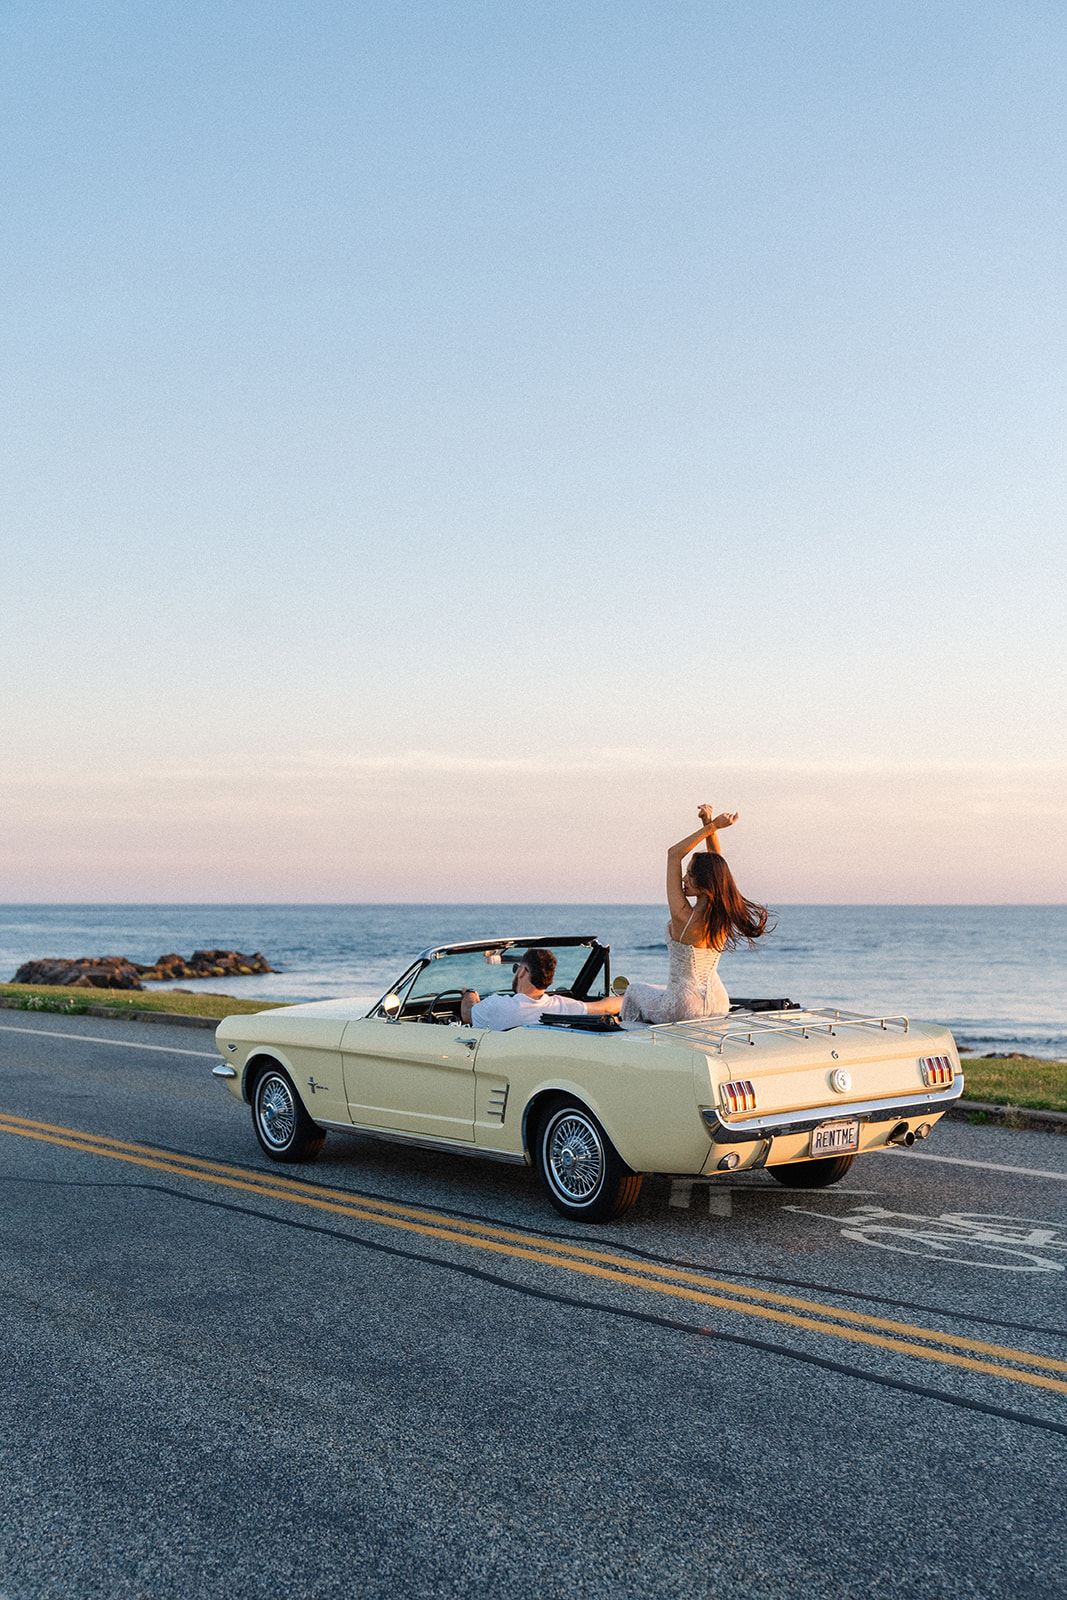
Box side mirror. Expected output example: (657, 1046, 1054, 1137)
(381, 993, 401, 1018)
(611, 975, 630, 994)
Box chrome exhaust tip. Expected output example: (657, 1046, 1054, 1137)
(886, 1121, 916, 1147)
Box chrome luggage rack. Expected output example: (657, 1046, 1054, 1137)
(649, 1008, 910, 1055)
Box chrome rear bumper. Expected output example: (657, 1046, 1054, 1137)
(701, 1079, 963, 1144)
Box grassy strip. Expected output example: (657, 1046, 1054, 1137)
(0, 983, 290, 1020)
(960, 1056, 1067, 1114)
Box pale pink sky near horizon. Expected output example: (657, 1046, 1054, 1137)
(3, 752, 1063, 904)
(2, 4, 1065, 904)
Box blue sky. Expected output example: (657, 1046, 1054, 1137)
(2, 1, 1064, 901)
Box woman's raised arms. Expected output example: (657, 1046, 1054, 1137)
(697, 803, 738, 854)
(666, 806, 738, 930)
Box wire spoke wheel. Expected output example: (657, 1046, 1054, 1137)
(547, 1114, 605, 1200)
(251, 1065, 325, 1163)
(536, 1100, 642, 1222)
(257, 1074, 297, 1149)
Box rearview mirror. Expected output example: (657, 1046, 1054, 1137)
(381, 993, 401, 1017)
(611, 975, 630, 993)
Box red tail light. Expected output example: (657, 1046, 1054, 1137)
(920, 1056, 954, 1088)
(719, 1079, 758, 1114)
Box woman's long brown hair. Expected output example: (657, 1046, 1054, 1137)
(686, 852, 774, 951)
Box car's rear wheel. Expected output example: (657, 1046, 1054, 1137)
(767, 1154, 856, 1188)
(251, 1065, 325, 1163)
(535, 1099, 642, 1222)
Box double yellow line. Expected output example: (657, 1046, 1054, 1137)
(2, 1109, 1066, 1399)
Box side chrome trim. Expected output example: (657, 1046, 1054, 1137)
(211, 1064, 237, 1078)
(701, 1079, 964, 1144)
(314, 1119, 528, 1165)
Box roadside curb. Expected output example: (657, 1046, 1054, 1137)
(946, 1098, 1067, 1137)
(0, 998, 219, 1030)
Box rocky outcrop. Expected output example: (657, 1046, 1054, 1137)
(137, 950, 275, 982)
(12, 950, 275, 990)
(14, 957, 147, 989)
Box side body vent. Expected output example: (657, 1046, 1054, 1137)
(486, 1084, 510, 1123)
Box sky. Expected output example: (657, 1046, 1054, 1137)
(2, 0, 1064, 903)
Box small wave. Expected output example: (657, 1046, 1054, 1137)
(635, 942, 667, 951)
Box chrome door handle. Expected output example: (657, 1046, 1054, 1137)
(457, 1037, 478, 1050)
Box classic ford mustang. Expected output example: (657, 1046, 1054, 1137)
(212, 934, 964, 1222)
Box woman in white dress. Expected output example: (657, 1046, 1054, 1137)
(620, 805, 772, 1025)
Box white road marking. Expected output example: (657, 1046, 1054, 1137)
(888, 1148, 1067, 1183)
(786, 1204, 1067, 1273)
(0, 1023, 217, 1060)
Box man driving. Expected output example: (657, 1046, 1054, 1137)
(459, 947, 622, 1030)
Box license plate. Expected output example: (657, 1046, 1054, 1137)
(811, 1119, 860, 1157)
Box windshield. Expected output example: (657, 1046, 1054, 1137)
(406, 944, 600, 1003)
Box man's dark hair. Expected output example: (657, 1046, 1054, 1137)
(521, 948, 556, 990)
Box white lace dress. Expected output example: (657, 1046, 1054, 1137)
(620, 921, 729, 1025)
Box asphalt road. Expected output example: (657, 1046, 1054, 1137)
(0, 1012, 1065, 1600)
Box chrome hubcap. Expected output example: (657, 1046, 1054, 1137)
(258, 1075, 295, 1148)
(546, 1113, 603, 1201)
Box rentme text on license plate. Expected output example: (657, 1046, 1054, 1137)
(810, 1119, 860, 1157)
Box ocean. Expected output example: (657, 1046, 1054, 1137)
(1, 903, 1064, 1059)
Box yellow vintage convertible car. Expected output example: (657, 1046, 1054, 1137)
(212, 934, 963, 1223)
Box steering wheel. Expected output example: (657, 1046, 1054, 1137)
(424, 989, 469, 1024)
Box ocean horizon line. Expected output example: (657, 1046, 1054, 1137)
(2, 900, 1065, 910)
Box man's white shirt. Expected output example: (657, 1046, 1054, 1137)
(469, 991, 587, 1030)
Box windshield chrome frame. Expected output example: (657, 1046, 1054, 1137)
(365, 935, 609, 1019)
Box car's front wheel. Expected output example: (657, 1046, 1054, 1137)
(251, 1065, 325, 1163)
(535, 1099, 642, 1222)
(766, 1154, 856, 1188)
